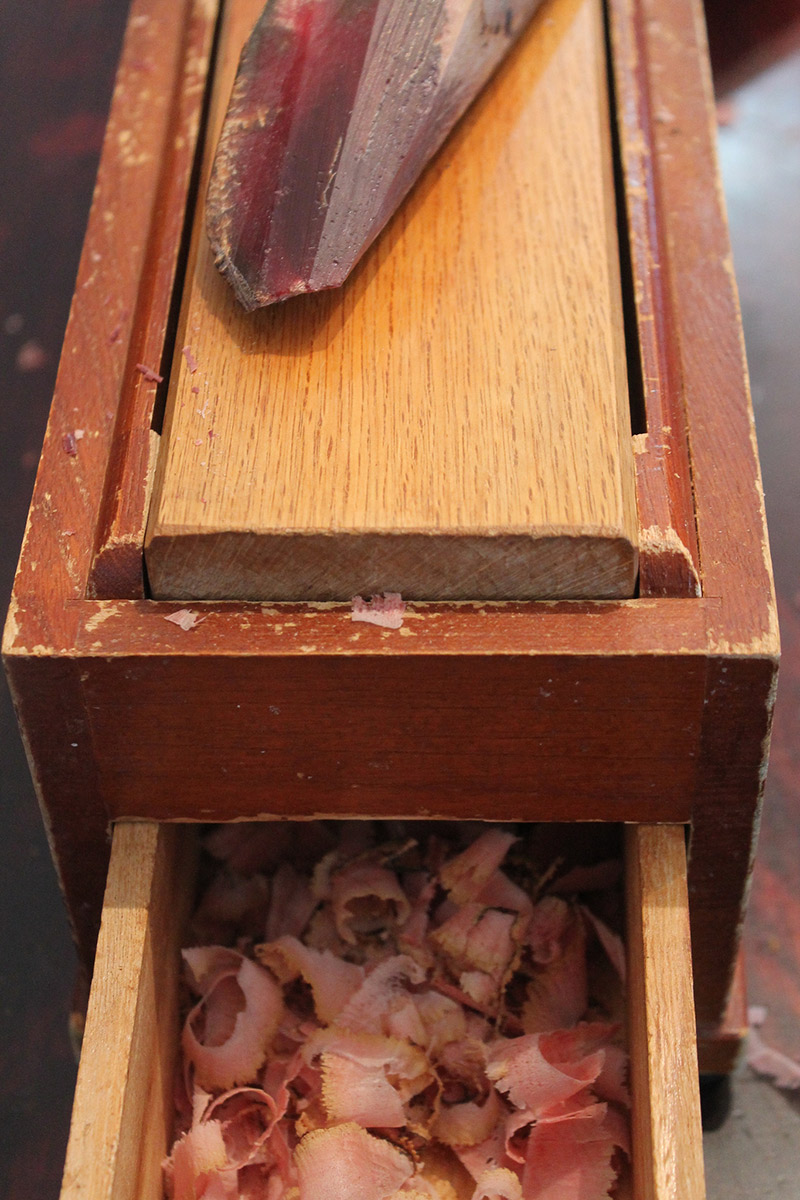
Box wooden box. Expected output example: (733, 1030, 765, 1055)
(3, 0, 777, 1108)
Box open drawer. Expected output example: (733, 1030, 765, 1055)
(59, 822, 705, 1200)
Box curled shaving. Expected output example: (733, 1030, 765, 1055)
(182, 952, 283, 1091)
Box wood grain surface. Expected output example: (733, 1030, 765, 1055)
(145, 0, 638, 602)
(59, 824, 195, 1200)
(626, 824, 706, 1200)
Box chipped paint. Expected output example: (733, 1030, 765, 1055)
(1, 595, 21, 651)
(712, 636, 780, 658)
(84, 604, 122, 633)
(639, 524, 702, 596)
(301, 600, 341, 611)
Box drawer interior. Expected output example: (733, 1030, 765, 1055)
(59, 822, 705, 1200)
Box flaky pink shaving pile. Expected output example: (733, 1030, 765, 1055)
(165, 825, 629, 1200)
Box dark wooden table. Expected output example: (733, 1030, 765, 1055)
(1, 3, 798, 1198)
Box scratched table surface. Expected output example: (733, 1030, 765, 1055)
(1, 2, 799, 1199)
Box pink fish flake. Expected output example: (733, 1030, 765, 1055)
(351, 592, 405, 629)
(135, 362, 163, 384)
(164, 609, 206, 632)
(63, 432, 78, 457)
(182, 345, 199, 373)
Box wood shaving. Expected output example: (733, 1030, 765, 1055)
(351, 592, 406, 629)
(135, 362, 164, 384)
(164, 609, 206, 632)
(165, 825, 629, 1200)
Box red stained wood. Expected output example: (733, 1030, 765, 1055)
(697, 951, 748, 1076)
(608, 0, 702, 599)
(70, 596, 713, 657)
(4, 0, 216, 648)
(82, 650, 703, 824)
(88, 0, 220, 600)
(689, 654, 776, 1029)
(7, 656, 112, 961)
(629, 0, 779, 1032)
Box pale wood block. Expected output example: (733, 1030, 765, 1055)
(145, 0, 638, 601)
(59, 824, 196, 1200)
(625, 824, 706, 1200)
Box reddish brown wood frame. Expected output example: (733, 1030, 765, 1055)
(3, 0, 778, 1072)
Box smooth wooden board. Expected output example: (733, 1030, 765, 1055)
(59, 824, 195, 1200)
(145, 0, 638, 601)
(625, 825, 706, 1200)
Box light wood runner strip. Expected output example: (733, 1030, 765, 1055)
(146, 0, 637, 601)
(625, 824, 706, 1200)
(60, 824, 195, 1200)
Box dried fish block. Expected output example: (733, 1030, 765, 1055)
(207, 0, 545, 309)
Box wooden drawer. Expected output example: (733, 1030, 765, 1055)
(59, 822, 705, 1200)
